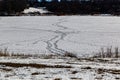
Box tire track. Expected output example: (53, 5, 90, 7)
(45, 17, 78, 55)
(45, 32, 67, 54)
(0, 17, 78, 55)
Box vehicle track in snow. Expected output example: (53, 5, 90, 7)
(1, 16, 120, 56)
(0, 17, 79, 55)
(45, 17, 79, 55)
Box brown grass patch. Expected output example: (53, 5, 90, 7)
(97, 68, 105, 74)
(54, 78, 62, 80)
(64, 52, 77, 58)
(81, 66, 92, 69)
(115, 77, 120, 80)
(0, 48, 10, 57)
(108, 69, 120, 74)
(71, 71, 78, 74)
(0, 68, 12, 72)
(0, 62, 72, 68)
(97, 68, 120, 74)
(31, 72, 40, 75)
(71, 78, 82, 80)
(95, 77, 103, 80)
(0, 48, 58, 59)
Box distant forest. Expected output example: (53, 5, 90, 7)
(0, 0, 27, 15)
(0, 0, 120, 15)
(35, 0, 120, 15)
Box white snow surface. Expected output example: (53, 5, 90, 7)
(0, 57, 120, 80)
(23, 7, 49, 14)
(0, 16, 120, 57)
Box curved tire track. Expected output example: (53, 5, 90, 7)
(45, 17, 76, 55)
(0, 17, 78, 55)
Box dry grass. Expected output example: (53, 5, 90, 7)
(70, 78, 82, 80)
(64, 52, 77, 58)
(0, 68, 12, 72)
(1, 47, 120, 60)
(94, 47, 120, 58)
(81, 66, 92, 69)
(31, 72, 40, 75)
(71, 71, 78, 74)
(0, 48, 30, 57)
(97, 68, 105, 74)
(0, 48, 58, 59)
(0, 48, 10, 57)
(54, 78, 62, 80)
(96, 68, 120, 74)
(115, 77, 120, 80)
(108, 69, 120, 74)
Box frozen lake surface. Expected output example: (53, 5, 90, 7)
(0, 16, 120, 57)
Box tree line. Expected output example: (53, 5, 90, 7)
(0, 0, 27, 15)
(44, 0, 120, 15)
(28, 0, 120, 15)
(0, 0, 120, 15)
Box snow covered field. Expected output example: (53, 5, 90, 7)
(0, 16, 120, 80)
(0, 16, 120, 57)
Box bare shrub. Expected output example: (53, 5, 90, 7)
(106, 47, 112, 58)
(0, 49, 35, 58)
(97, 68, 105, 74)
(0, 48, 10, 57)
(64, 52, 77, 58)
(94, 47, 120, 58)
(115, 47, 119, 58)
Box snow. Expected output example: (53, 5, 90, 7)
(0, 15, 120, 80)
(0, 57, 120, 80)
(23, 7, 49, 14)
(0, 16, 120, 57)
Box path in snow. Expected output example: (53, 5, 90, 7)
(0, 16, 78, 55)
(45, 17, 78, 55)
(45, 17, 68, 54)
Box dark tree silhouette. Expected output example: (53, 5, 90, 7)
(0, 0, 27, 15)
(44, 0, 120, 15)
